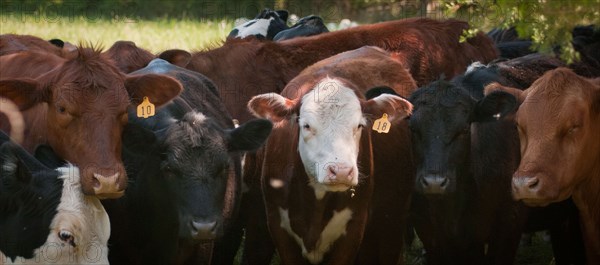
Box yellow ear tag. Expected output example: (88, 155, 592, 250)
(372, 113, 391, 133)
(136, 97, 155, 118)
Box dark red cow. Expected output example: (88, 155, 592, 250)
(486, 68, 600, 263)
(102, 40, 156, 73)
(0, 47, 182, 198)
(162, 17, 498, 123)
(247, 46, 417, 264)
(0, 34, 77, 58)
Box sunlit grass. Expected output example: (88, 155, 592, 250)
(0, 15, 234, 52)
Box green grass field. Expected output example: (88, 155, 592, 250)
(1, 15, 559, 265)
(0, 15, 234, 52)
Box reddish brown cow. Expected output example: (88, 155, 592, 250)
(485, 68, 600, 263)
(0, 34, 77, 58)
(102, 41, 156, 73)
(247, 46, 417, 264)
(0, 47, 182, 198)
(162, 17, 498, 123)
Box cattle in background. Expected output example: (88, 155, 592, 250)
(408, 80, 525, 264)
(0, 34, 77, 58)
(485, 68, 600, 263)
(273, 15, 329, 41)
(0, 47, 182, 198)
(247, 46, 416, 264)
(486, 26, 535, 59)
(570, 25, 600, 77)
(162, 17, 498, 123)
(101, 59, 272, 265)
(453, 53, 566, 96)
(0, 132, 110, 265)
(102, 40, 156, 73)
(228, 9, 289, 40)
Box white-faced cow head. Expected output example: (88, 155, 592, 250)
(0, 141, 110, 264)
(248, 77, 412, 196)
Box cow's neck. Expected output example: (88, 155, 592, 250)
(427, 170, 477, 238)
(280, 164, 357, 264)
(573, 161, 600, 261)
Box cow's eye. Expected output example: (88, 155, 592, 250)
(303, 124, 310, 130)
(56, 106, 67, 114)
(568, 125, 580, 135)
(58, 230, 76, 247)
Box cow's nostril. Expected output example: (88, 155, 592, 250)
(420, 177, 429, 187)
(527, 177, 539, 189)
(328, 165, 337, 175)
(440, 177, 449, 187)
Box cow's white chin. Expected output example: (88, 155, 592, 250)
(309, 181, 354, 200)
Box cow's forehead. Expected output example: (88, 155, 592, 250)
(299, 78, 362, 123)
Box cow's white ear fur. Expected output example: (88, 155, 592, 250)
(248, 93, 295, 122)
(363, 94, 413, 122)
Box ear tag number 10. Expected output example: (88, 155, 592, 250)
(372, 113, 391, 133)
(137, 97, 155, 118)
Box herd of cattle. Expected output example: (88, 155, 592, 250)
(0, 8, 599, 265)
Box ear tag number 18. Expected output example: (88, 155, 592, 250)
(372, 113, 391, 133)
(137, 97, 155, 118)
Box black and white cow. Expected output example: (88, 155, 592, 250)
(0, 132, 110, 265)
(273, 15, 329, 41)
(228, 8, 289, 40)
(101, 58, 273, 265)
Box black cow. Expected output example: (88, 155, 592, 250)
(409, 80, 526, 264)
(273, 15, 329, 41)
(101, 58, 272, 265)
(228, 8, 289, 40)
(0, 132, 110, 264)
(453, 53, 566, 95)
(570, 24, 600, 77)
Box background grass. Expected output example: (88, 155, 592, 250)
(0, 15, 558, 265)
(0, 15, 234, 52)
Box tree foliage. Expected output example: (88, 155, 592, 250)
(440, 0, 600, 63)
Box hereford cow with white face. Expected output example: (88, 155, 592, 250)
(246, 47, 417, 265)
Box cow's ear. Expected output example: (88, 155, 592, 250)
(0, 142, 32, 185)
(158, 49, 192, 68)
(226, 119, 273, 152)
(248, 93, 297, 122)
(484, 82, 525, 104)
(34, 145, 66, 169)
(125, 74, 183, 107)
(472, 91, 517, 122)
(276, 10, 289, 22)
(362, 93, 413, 123)
(365, 86, 399, 99)
(0, 79, 46, 110)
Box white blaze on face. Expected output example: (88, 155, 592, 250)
(298, 77, 365, 194)
(4, 165, 110, 265)
(234, 17, 275, 38)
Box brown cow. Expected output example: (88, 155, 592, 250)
(485, 68, 600, 263)
(102, 40, 156, 73)
(0, 34, 77, 58)
(162, 17, 498, 123)
(0, 47, 182, 198)
(247, 46, 417, 264)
